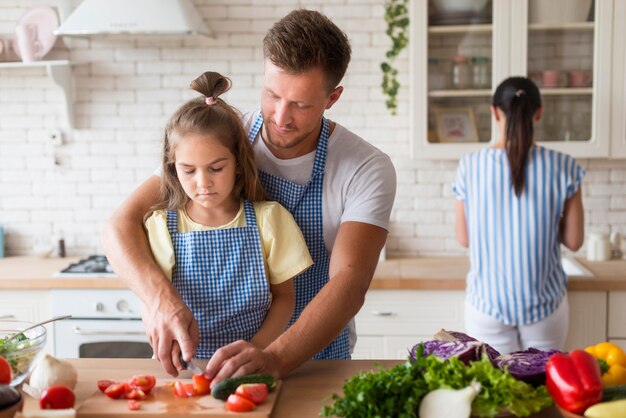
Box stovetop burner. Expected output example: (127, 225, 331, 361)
(55, 255, 117, 277)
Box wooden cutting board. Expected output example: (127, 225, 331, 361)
(77, 379, 281, 417)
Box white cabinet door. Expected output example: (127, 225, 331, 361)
(608, 291, 626, 339)
(0, 291, 53, 354)
(353, 290, 465, 359)
(565, 291, 607, 350)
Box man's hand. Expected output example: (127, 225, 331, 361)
(142, 299, 199, 377)
(204, 340, 282, 384)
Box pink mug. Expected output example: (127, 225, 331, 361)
(567, 70, 592, 87)
(14, 23, 39, 63)
(541, 70, 561, 88)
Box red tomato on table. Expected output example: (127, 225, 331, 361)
(127, 399, 141, 411)
(104, 382, 126, 399)
(192, 374, 212, 396)
(128, 375, 156, 393)
(225, 394, 256, 412)
(97, 379, 114, 392)
(235, 383, 268, 404)
(0, 356, 11, 384)
(40, 385, 76, 409)
(173, 381, 196, 398)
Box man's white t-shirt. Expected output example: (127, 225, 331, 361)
(244, 111, 397, 351)
(243, 110, 396, 254)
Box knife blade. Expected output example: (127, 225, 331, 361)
(180, 356, 204, 375)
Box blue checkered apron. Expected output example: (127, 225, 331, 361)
(248, 113, 350, 359)
(167, 200, 271, 358)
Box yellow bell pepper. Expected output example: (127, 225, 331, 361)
(585, 342, 626, 387)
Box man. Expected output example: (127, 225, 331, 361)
(102, 9, 396, 381)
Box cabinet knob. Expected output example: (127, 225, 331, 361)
(116, 300, 130, 313)
(371, 310, 396, 317)
(94, 302, 104, 312)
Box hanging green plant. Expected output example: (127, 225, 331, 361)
(381, 0, 409, 115)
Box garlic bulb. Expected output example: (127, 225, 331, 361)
(418, 381, 481, 418)
(28, 354, 78, 395)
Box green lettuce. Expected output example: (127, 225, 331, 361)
(321, 344, 552, 418)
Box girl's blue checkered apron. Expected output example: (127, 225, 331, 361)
(167, 200, 271, 358)
(248, 113, 350, 359)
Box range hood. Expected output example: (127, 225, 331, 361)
(53, 0, 212, 37)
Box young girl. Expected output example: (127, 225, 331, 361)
(452, 76, 585, 354)
(144, 71, 313, 359)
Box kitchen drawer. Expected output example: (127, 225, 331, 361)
(564, 291, 607, 351)
(355, 290, 465, 337)
(608, 291, 626, 338)
(353, 335, 432, 360)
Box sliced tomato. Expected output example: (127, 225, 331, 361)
(128, 375, 156, 393)
(104, 382, 127, 399)
(225, 394, 256, 412)
(127, 399, 141, 411)
(124, 388, 147, 400)
(97, 379, 115, 392)
(173, 381, 196, 398)
(40, 385, 76, 409)
(235, 383, 268, 405)
(0, 356, 11, 385)
(192, 374, 212, 396)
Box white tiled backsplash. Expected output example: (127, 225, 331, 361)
(0, 0, 624, 258)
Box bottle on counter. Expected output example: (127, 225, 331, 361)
(451, 55, 472, 89)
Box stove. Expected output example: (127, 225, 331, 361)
(55, 255, 117, 277)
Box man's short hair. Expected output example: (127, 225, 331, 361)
(263, 9, 352, 92)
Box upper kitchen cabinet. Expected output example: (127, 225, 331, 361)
(612, 0, 626, 158)
(411, 0, 619, 159)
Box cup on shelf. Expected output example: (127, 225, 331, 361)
(567, 70, 592, 87)
(541, 70, 561, 88)
(14, 23, 39, 63)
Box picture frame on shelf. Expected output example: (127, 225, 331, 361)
(434, 107, 479, 143)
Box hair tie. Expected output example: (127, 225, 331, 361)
(515, 89, 525, 97)
(205, 96, 217, 106)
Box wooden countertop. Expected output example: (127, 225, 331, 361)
(21, 358, 564, 417)
(1, 255, 625, 291)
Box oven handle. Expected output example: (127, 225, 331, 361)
(73, 326, 146, 336)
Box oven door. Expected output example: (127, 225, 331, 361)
(54, 319, 152, 359)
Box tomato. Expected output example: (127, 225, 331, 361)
(192, 374, 212, 396)
(104, 382, 127, 399)
(173, 381, 196, 398)
(128, 375, 156, 394)
(127, 399, 141, 411)
(124, 388, 147, 400)
(235, 383, 268, 405)
(225, 394, 256, 412)
(40, 385, 76, 409)
(0, 356, 11, 384)
(97, 379, 115, 392)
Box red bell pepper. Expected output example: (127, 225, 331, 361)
(545, 349, 603, 414)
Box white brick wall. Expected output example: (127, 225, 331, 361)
(0, 0, 625, 258)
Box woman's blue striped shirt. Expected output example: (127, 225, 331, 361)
(452, 146, 585, 326)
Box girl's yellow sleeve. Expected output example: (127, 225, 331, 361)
(144, 210, 175, 281)
(256, 202, 314, 285)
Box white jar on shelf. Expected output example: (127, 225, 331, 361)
(451, 55, 472, 89)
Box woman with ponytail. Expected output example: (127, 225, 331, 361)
(452, 76, 585, 354)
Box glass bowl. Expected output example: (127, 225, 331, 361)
(0, 320, 47, 387)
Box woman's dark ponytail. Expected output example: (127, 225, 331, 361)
(493, 77, 542, 197)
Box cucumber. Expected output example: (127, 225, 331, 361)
(602, 384, 626, 402)
(212, 374, 277, 401)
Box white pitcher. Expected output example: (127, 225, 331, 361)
(586, 233, 611, 261)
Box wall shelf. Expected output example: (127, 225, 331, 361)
(0, 60, 74, 129)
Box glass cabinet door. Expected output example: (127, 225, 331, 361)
(526, 0, 594, 143)
(426, 0, 493, 144)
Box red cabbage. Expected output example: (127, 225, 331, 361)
(412, 340, 483, 365)
(433, 329, 501, 361)
(494, 347, 561, 386)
